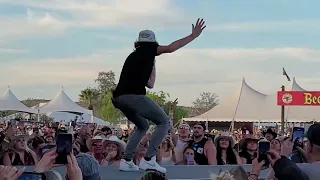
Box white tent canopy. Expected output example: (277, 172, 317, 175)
(184, 77, 320, 123)
(0, 88, 37, 114)
(187, 78, 267, 122)
(39, 89, 90, 115)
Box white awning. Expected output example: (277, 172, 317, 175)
(39, 89, 90, 115)
(0, 88, 37, 114)
(184, 77, 320, 123)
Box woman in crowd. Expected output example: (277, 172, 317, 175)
(175, 146, 197, 165)
(270, 138, 282, 154)
(3, 133, 38, 166)
(239, 137, 258, 164)
(134, 141, 149, 165)
(101, 135, 125, 166)
(214, 132, 242, 165)
(158, 136, 176, 165)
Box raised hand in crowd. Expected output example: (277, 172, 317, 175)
(249, 158, 265, 180)
(266, 149, 282, 167)
(280, 140, 294, 157)
(0, 166, 24, 180)
(105, 150, 117, 162)
(66, 154, 82, 180)
(33, 149, 57, 173)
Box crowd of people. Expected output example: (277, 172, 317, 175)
(0, 120, 318, 180)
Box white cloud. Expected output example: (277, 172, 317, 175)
(0, 48, 29, 53)
(0, 9, 66, 39)
(1, 47, 320, 105)
(1, 0, 319, 42)
(208, 20, 320, 33)
(0, 0, 186, 30)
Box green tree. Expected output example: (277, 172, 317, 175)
(39, 114, 54, 125)
(192, 92, 219, 112)
(163, 102, 189, 125)
(22, 98, 49, 107)
(147, 91, 188, 125)
(95, 71, 116, 95)
(0, 111, 9, 117)
(146, 91, 169, 107)
(79, 87, 100, 110)
(98, 91, 121, 124)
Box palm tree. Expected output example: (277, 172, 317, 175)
(79, 87, 99, 110)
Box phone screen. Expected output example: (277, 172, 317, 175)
(18, 172, 45, 180)
(259, 141, 270, 155)
(292, 127, 304, 144)
(258, 141, 270, 167)
(56, 133, 72, 164)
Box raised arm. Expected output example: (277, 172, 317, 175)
(157, 18, 206, 55)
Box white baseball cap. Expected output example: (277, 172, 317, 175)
(137, 30, 156, 42)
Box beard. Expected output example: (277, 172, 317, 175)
(193, 134, 203, 139)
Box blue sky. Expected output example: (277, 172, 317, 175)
(1, 0, 320, 106)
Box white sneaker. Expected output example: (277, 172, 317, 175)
(139, 157, 166, 173)
(119, 159, 139, 171)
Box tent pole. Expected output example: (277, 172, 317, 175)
(90, 110, 93, 123)
(231, 78, 245, 133)
(281, 85, 285, 135)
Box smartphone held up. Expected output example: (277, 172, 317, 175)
(56, 133, 73, 164)
(258, 138, 270, 168)
(291, 127, 305, 148)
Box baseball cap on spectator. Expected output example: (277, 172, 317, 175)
(306, 124, 320, 147)
(76, 153, 101, 180)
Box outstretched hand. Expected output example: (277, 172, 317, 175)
(191, 18, 206, 38)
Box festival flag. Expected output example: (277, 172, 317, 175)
(282, 67, 291, 81)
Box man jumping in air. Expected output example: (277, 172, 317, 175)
(112, 19, 206, 173)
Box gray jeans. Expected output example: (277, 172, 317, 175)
(113, 94, 170, 160)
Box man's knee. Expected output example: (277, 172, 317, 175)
(135, 120, 149, 132)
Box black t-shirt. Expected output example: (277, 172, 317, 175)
(188, 138, 209, 165)
(113, 43, 158, 98)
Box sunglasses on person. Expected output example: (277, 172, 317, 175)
(179, 126, 189, 130)
(92, 142, 102, 147)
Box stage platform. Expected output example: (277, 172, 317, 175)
(24, 165, 269, 180)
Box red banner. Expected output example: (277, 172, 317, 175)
(277, 91, 320, 106)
